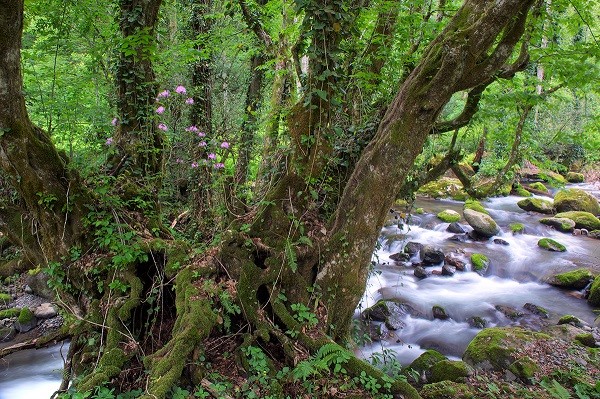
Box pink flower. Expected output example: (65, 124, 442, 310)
(105, 137, 114, 145)
(199, 141, 207, 147)
(220, 141, 229, 149)
(208, 153, 216, 160)
(111, 118, 118, 126)
(175, 158, 183, 164)
(156, 106, 165, 114)
(213, 163, 225, 169)
(198, 131, 206, 137)
(185, 98, 194, 105)
(191, 162, 198, 168)
(158, 123, 168, 131)
(185, 125, 199, 133)
(175, 85, 187, 94)
(158, 90, 170, 98)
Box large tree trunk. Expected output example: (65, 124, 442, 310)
(0, 0, 89, 264)
(318, 0, 536, 338)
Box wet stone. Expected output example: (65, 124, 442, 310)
(414, 266, 428, 279)
(447, 222, 466, 234)
(442, 264, 456, 276)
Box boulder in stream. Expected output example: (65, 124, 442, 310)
(441, 264, 456, 276)
(432, 305, 449, 320)
(588, 276, 600, 307)
(445, 255, 466, 271)
(420, 245, 445, 265)
(516, 197, 554, 214)
(14, 308, 37, 333)
(539, 217, 576, 233)
(447, 222, 466, 234)
(414, 266, 428, 279)
(495, 305, 524, 320)
(404, 241, 424, 256)
(554, 211, 600, 230)
(537, 238, 566, 252)
(467, 316, 487, 329)
(463, 209, 500, 238)
(553, 188, 600, 215)
(429, 360, 473, 383)
(361, 299, 407, 331)
(565, 172, 585, 183)
(523, 303, 549, 319)
(389, 252, 410, 262)
(546, 268, 594, 289)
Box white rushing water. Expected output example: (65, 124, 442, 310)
(0, 342, 68, 399)
(357, 187, 599, 366)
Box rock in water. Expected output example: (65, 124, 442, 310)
(537, 238, 566, 252)
(432, 305, 449, 320)
(420, 245, 445, 265)
(516, 198, 554, 214)
(447, 222, 466, 234)
(553, 188, 600, 215)
(539, 217, 576, 233)
(463, 209, 500, 238)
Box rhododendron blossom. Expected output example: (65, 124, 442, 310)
(158, 123, 168, 131)
(175, 85, 186, 94)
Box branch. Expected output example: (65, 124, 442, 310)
(238, 0, 272, 48)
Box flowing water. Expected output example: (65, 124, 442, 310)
(0, 342, 68, 398)
(356, 185, 600, 366)
(1, 185, 599, 396)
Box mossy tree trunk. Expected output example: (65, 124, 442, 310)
(0, 0, 90, 265)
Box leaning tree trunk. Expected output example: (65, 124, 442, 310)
(0, 0, 89, 265)
(318, 0, 536, 338)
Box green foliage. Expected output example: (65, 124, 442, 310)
(290, 302, 318, 328)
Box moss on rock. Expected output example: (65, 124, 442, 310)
(418, 177, 466, 200)
(462, 327, 550, 371)
(574, 333, 596, 347)
(0, 292, 11, 304)
(18, 307, 34, 324)
(464, 199, 489, 215)
(539, 217, 576, 233)
(470, 253, 490, 274)
(508, 356, 538, 382)
(554, 188, 600, 215)
(566, 172, 585, 183)
(429, 360, 472, 383)
(538, 238, 566, 252)
(437, 210, 461, 223)
(547, 269, 594, 289)
(517, 198, 554, 214)
(540, 170, 568, 187)
(463, 209, 499, 238)
(514, 185, 533, 197)
(407, 350, 447, 377)
(558, 315, 582, 326)
(509, 223, 525, 234)
(554, 211, 600, 231)
(588, 276, 600, 307)
(529, 182, 548, 192)
(420, 381, 475, 399)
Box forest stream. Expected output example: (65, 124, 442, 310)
(1, 184, 599, 398)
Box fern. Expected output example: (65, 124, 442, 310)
(284, 239, 298, 272)
(541, 379, 572, 399)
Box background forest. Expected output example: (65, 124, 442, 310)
(0, 0, 599, 398)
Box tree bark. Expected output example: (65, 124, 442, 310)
(0, 0, 89, 264)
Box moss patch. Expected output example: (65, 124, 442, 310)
(558, 315, 582, 326)
(540, 170, 568, 187)
(462, 327, 550, 371)
(547, 268, 594, 289)
(539, 217, 576, 233)
(574, 333, 596, 347)
(537, 238, 566, 252)
(554, 211, 600, 230)
(470, 253, 489, 273)
(509, 223, 525, 234)
(529, 182, 548, 191)
(464, 199, 489, 214)
(429, 360, 472, 383)
(508, 356, 538, 381)
(566, 172, 585, 183)
(18, 307, 34, 324)
(420, 381, 475, 399)
(418, 177, 466, 200)
(407, 349, 447, 376)
(514, 186, 532, 197)
(437, 210, 461, 223)
(0, 293, 11, 304)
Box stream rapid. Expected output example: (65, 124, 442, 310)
(356, 185, 599, 365)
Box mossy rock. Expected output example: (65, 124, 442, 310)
(537, 238, 566, 252)
(514, 185, 533, 197)
(470, 253, 490, 274)
(590, 230, 600, 239)
(558, 315, 583, 326)
(0, 292, 11, 304)
(462, 327, 550, 371)
(407, 350, 447, 376)
(554, 188, 600, 215)
(588, 276, 600, 307)
(540, 170, 568, 187)
(429, 360, 472, 383)
(574, 333, 597, 347)
(546, 268, 594, 289)
(419, 381, 475, 399)
(529, 182, 548, 192)
(539, 217, 576, 233)
(463, 209, 499, 238)
(0, 307, 21, 319)
(15, 307, 37, 333)
(436, 210, 461, 223)
(566, 172, 585, 183)
(509, 223, 525, 234)
(517, 198, 554, 214)
(554, 211, 600, 231)
(418, 177, 466, 200)
(464, 199, 489, 215)
(508, 356, 538, 382)
(415, 208, 425, 215)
